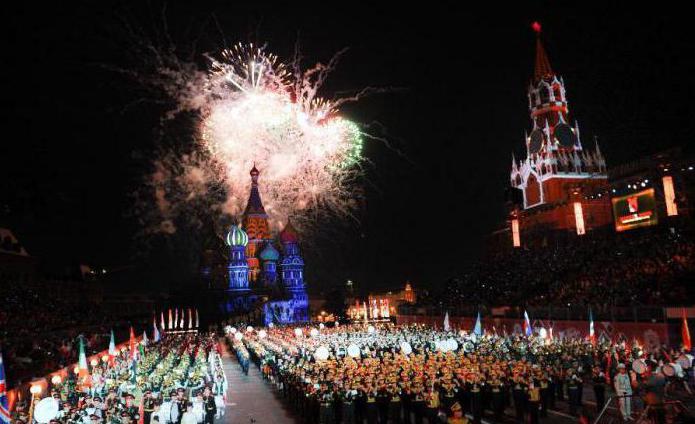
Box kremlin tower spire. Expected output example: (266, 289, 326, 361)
(532, 22, 554, 83)
(508, 22, 611, 239)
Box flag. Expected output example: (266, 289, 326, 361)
(168, 309, 173, 330)
(549, 326, 554, 340)
(473, 311, 483, 336)
(160, 312, 165, 331)
(137, 397, 145, 424)
(108, 329, 117, 366)
(188, 308, 192, 329)
(195, 309, 199, 328)
(129, 327, 137, 360)
(589, 307, 596, 345)
(142, 331, 148, 347)
(179, 309, 184, 328)
(174, 309, 178, 329)
(1, 351, 12, 424)
(443, 311, 450, 332)
(683, 308, 692, 351)
(78, 336, 90, 379)
(523, 310, 532, 337)
(153, 318, 161, 343)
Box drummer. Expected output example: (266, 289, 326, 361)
(634, 361, 666, 424)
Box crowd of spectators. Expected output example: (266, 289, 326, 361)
(0, 280, 150, 387)
(433, 226, 695, 310)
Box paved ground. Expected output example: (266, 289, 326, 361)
(220, 341, 295, 424)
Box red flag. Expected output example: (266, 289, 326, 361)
(682, 308, 692, 351)
(137, 397, 144, 424)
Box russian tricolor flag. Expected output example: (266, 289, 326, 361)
(523, 310, 532, 337)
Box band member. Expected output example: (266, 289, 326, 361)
(613, 364, 633, 422)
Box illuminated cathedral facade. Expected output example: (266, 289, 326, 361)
(223, 166, 309, 325)
(509, 23, 612, 242)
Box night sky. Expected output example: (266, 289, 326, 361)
(4, 2, 695, 293)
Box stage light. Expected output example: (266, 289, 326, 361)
(30, 385, 42, 395)
(51, 375, 62, 385)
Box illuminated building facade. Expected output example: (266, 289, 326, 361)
(347, 282, 416, 320)
(510, 23, 612, 243)
(224, 166, 309, 324)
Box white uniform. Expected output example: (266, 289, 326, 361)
(159, 400, 172, 424)
(192, 399, 204, 423)
(181, 411, 197, 424)
(614, 373, 633, 420)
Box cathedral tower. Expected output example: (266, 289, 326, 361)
(242, 165, 271, 283)
(226, 224, 250, 291)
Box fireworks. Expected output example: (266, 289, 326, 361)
(144, 43, 365, 235)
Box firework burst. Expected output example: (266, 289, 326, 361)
(139, 42, 365, 236)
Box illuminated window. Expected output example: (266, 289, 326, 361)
(663, 176, 678, 216)
(512, 219, 521, 247)
(573, 202, 586, 235)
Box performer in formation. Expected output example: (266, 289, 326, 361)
(10, 334, 227, 424)
(227, 323, 693, 424)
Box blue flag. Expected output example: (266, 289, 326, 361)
(473, 312, 483, 336)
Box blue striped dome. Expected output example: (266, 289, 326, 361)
(225, 225, 248, 247)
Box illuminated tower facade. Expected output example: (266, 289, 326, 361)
(242, 165, 272, 282)
(259, 242, 280, 287)
(509, 23, 611, 238)
(262, 220, 308, 324)
(226, 225, 250, 291)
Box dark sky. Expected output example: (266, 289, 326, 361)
(3, 2, 695, 293)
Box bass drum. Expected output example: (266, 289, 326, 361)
(662, 363, 684, 378)
(34, 397, 59, 424)
(632, 359, 647, 374)
(676, 353, 693, 369)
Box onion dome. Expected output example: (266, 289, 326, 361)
(279, 220, 299, 244)
(259, 243, 280, 262)
(225, 225, 248, 247)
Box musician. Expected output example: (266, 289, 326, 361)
(613, 364, 633, 422)
(635, 363, 666, 424)
(180, 402, 197, 424)
(202, 387, 217, 424)
(511, 376, 527, 422)
(592, 366, 606, 413)
(566, 370, 582, 416)
(526, 380, 541, 424)
(143, 391, 156, 424)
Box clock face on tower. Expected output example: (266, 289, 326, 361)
(528, 129, 544, 154)
(554, 124, 577, 148)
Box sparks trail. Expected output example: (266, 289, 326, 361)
(129, 41, 371, 237)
